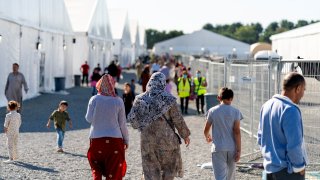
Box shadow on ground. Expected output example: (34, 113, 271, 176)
(63, 151, 87, 159)
(12, 161, 59, 173)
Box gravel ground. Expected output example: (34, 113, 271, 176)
(0, 70, 265, 180)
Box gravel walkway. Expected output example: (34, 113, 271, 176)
(0, 70, 263, 180)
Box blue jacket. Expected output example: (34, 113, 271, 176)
(258, 94, 307, 174)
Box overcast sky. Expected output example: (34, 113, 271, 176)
(108, 0, 319, 33)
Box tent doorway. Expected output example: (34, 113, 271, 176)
(39, 53, 45, 92)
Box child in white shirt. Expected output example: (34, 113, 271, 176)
(3, 100, 22, 163)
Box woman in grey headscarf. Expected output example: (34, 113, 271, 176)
(128, 72, 191, 180)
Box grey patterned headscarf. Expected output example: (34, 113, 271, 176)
(128, 72, 176, 131)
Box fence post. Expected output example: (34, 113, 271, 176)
(249, 60, 255, 153)
(224, 57, 232, 87)
(276, 58, 283, 94)
(268, 55, 272, 99)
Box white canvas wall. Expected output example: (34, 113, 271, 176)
(272, 34, 320, 59)
(64, 36, 74, 88)
(0, 20, 20, 107)
(0, 20, 74, 106)
(20, 26, 40, 100)
(72, 35, 89, 76)
(40, 32, 54, 92)
(72, 35, 110, 77)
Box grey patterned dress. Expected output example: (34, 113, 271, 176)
(140, 104, 190, 179)
(128, 72, 191, 180)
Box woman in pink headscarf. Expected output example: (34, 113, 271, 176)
(85, 74, 129, 180)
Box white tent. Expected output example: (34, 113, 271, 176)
(153, 29, 250, 58)
(270, 22, 320, 59)
(130, 20, 140, 64)
(0, 0, 74, 107)
(65, 0, 112, 76)
(138, 25, 147, 57)
(109, 9, 132, 68)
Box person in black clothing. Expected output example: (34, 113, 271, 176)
(122, 83, 134, 118)
(94, 63, 101, 74)
(90, 69, 102, 96)
(105, 61, 118, 81)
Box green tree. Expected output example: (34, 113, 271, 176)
(235, 26, 258, 44)
(202, 23, 214, 31)
(259, 22, 279, 43)
(280, 20, 294, 30)
(252, 23, 263, 34)
(295, 20, 309, 28)
(146, 29, 184, 49)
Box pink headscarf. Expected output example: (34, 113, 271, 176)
(96, 74, 116, 97)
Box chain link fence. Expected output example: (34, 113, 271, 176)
(181, 55, 320, 165)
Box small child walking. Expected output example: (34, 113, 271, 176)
(203, 87, 242, 180)
(46, 100, 72, 152)
(3, 101, 21, 163)
(122, 83, 134, 118)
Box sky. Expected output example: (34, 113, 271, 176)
(107, 0, 320, 33)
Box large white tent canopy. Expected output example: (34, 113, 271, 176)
(109, 9, 132, 68)
(139, 25, 147, 54)
(153, 29, 250, 58)
(0, 0, 74, 107)
(130, 19, 141, 63)
(271, 22, 320, 59)
(65, 0, 113, 75)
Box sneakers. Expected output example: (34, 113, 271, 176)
(3, 159, 13, 163)
(57, 148, 64, 153)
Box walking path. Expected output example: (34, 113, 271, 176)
(0, 70, 262, 180)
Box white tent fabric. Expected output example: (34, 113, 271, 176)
(109, 9, 132, 68)
(254, 50, 280, 60)
(0, 20, 20, 107)
(0, 0, 73, 34)
(0, 0, 74, 107)
(138, 25, 147, 56)
(65, 0, 112, 75)
(153, 29, 250, 58)
(130, 20, 141, 64)
(271, 22, 320, 59)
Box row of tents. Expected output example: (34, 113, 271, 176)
(0, 0, 147, 107)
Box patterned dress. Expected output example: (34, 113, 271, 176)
(128, 72, 191, 180)
(140, 104, 190, 180)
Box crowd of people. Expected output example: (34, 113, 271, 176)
(135, 57, 208, 116)
(3, 59, 308, 180)
(80, 60, 123, 96)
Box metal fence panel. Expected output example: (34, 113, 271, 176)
(181, 56, 320, 164)
(279, 60, 320, 164)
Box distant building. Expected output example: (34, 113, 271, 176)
(271, 22, 320, 80)
(152, 29, 250, 59)
(271, 22, 320, 59)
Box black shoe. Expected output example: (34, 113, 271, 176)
(197, 111, 201, 115)
(185, 111, 188, 115)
